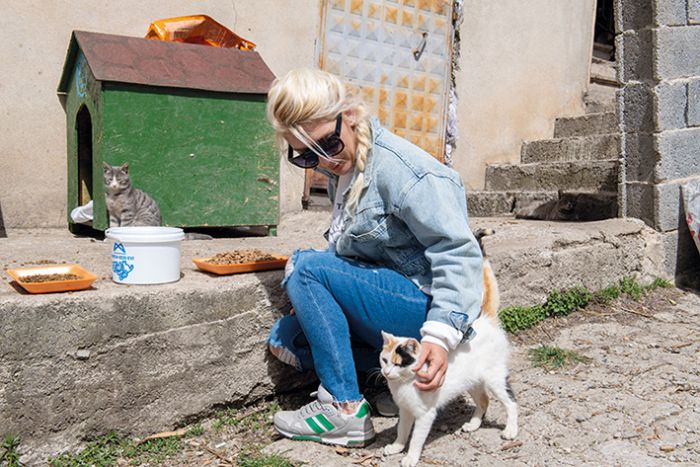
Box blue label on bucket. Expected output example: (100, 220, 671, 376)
(112, 242, 135, 280)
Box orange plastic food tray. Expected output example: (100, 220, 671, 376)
(6, 264, 97, 294)
(193, 256, 288, 275)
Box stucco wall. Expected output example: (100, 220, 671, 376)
(0, 0, 594, 229)
(0, 1, 318, 229)
(455, 0, 595, 190)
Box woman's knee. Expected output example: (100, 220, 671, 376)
(283, 249, 329, 285)
(267, 315, 311, 371)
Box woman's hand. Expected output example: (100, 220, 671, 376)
(413, 342, 448, 391)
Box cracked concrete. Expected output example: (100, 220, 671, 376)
(264, 288, 700, 466)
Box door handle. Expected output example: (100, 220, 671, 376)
(413, 32, 428, 61)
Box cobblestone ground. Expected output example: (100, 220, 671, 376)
(100, 287, 699, 467)
(260, 287, 700, 467)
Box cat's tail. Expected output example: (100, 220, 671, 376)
(473, 228, 495, 257)
(480, 257, 501, 323)
(474, 228, 501, 323)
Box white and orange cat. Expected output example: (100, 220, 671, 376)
(380, 241, 517, 467)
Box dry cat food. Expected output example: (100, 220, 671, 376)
(206, 249, 279, 265)
(21, 273, 82, 283)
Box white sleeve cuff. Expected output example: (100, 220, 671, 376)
(420, 320, 464, 350)
(420, 335, 450, 352)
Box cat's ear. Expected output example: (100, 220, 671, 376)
(103, 162, 111, 172)
(405, 338, 420, 354)
(381, 330, 394, 344)
(120, 163, 129, 173)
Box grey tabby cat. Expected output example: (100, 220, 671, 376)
(515, 191, 617, 222)
(103, 163, 161, 228)
(103, 163, 213, 240)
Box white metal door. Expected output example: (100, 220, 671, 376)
(319, 0, 453, 161)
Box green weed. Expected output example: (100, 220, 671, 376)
(618, 276, 672, 300)
(500, 287, 591, 333)
(500, 305, 546, 334)
(238, 401, 280, 431)
(542, 287, 592, 317)
(185, 425, 205, 437)
(500, 277, 673, 334)
(237, 445, 298, 467)
(619, 276, 645, 300)
(1, 434, 21, 467)
(648, 277, 672, 289)
(213, 407, 239, 432)
(213, 401, 280, 433)
(528, 345, 591, 370)
(595, 284, 621, 303)
(48, 432, 124, 467)
(48, 431, 181, 467)
(124, 437, 181, 466)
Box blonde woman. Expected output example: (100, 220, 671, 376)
(266, 68, 483, 447)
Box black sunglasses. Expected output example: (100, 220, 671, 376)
(287, 114, 344, 169)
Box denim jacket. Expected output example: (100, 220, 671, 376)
(319, 118, 483, 340)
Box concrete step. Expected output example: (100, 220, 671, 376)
(593, 42, 614, 61)
(468, 191, 513, 217)
(468, 191, 558, 217)
(590, 57, 619, 86)
(521, 134, 620, 163)
(0, 212, 667, 462)
(484, 160, 619, 192)
(584, 83, 617, 114)
(554, 112, 617, 138)
(513, 191, 619, 221)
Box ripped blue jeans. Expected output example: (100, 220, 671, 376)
(267, 249, 430, 402)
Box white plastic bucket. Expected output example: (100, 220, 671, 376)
(105, 227, 185, 284)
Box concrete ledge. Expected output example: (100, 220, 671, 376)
(520, 134, 620, 163)
(553, 112, 617, 138)
(484, 160, 619, 192)
(467, 191, 515, 217)
(1, 211, 329, 461)
(479, 217, 666, 307)
(0, 212, 667, 461)
(467, 191, 560, 217)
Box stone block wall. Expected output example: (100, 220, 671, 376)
(617, 0, 700, 278)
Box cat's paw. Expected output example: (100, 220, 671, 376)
(501, 425, 518, 440)
(383, 443, 405, 456)
(461, 418, 482, 432)
(400, 454, 419, 467)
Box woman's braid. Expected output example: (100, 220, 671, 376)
(345, 105, 371, 218)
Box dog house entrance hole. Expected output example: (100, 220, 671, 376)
(76, 105, 93, 206)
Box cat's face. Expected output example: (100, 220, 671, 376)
(103, 163, 131, 192)
(380, 331, 421, 382)
(557, 193, 577, 215)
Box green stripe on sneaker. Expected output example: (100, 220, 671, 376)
(305, 416, 324, 434)
(316, 414, 335, 431)
(355, 401, 370, 418)
(292, 435, 321, 442)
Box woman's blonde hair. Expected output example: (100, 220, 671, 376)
(266, 68, 372, 216)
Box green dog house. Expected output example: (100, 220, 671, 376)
(57, 30, 278, 234)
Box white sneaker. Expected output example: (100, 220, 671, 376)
(273, 386, 375, 447)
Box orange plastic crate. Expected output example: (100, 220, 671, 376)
(145, 15, 256, 50)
